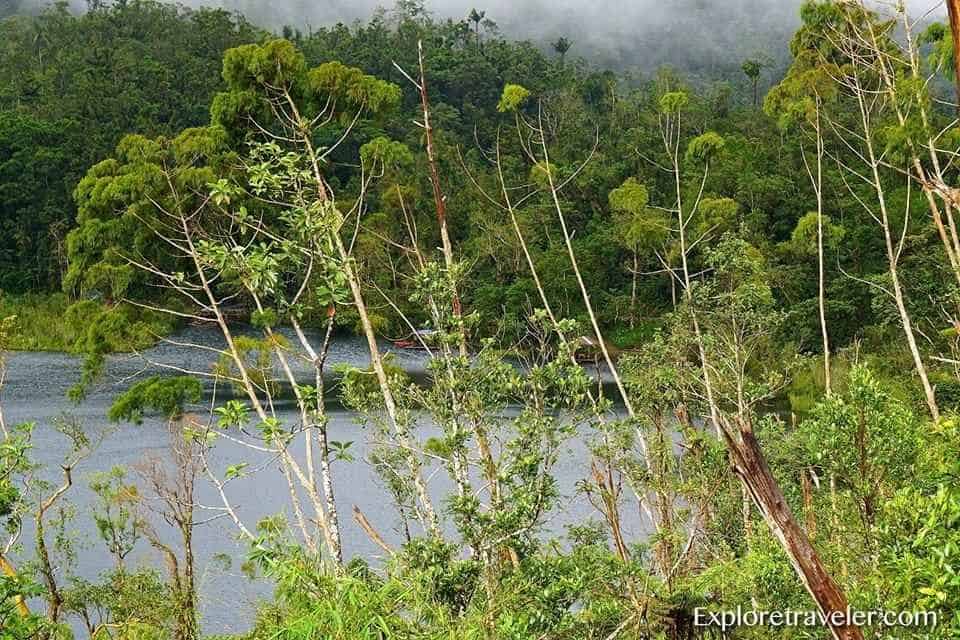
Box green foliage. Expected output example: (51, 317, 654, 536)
(108, 376, 202, 424)
(921, 21, 954, 76)
(608, 178, 649, 217)
(789, 211, 845, 255)
(0, 293, 175, 396)
(62, 569, 176, 639)
(685, 131, 725, 164)
(801, 366, 918, 510)
(5, 4, 960, 639)
(608, 177, 671, 254)
(0, 293, 78, 351)
(214, 399, 250, 429)
(741, 58, 763, 80)
(876, 420, 960, 636)
(89, 466, 142, 564)
(309, 60, 402, 116)
(222, 40, 306, 91)
(360, 137, 413, 169)
(658, 90, 689, 114)
(0, 422, 33, 527)
(392, 538, 481, 614)
(65, 127, 229, 301)
(338, 355, 410, 413)
(0, 112, 77, 291)
(65, 299, 178, 400)
(695, 197, 740, 238)
(497, 83, 531, 112)
(214, 39, 401, 136)
(243, 531, 643, 640)
(214, 335, 282, 397)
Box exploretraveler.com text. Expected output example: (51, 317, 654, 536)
(693, 606, 938, 631)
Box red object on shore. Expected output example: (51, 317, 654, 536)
(392, 329, 437, 350)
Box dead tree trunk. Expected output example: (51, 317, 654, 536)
(724, 421, 863, 640)
(399, 40, 468, 356)
(659, 101, 862, 640)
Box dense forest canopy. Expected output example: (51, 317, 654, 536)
(0, 1, 259, 289)
(1, 0, 947, 354)
(1, 0, 960, 639)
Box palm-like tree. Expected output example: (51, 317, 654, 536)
(468, 8, 485, 50)
(552, 36, 571, 67)
(741, 58, 764, 108)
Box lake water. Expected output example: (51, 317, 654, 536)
(2, 325, 646, 635)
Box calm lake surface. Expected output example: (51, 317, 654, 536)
(3, 325, 645, 635)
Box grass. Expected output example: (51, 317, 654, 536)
(0, 292, 177, 353)
(0, 292, 80, 351)
(608, 319, 661, 350)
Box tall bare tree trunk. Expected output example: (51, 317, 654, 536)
(414, 40, 468, 357)
(292, 316, 343, 565)
(855, 92, 940, 421)
(280, 88, 443, 539)
(832, 43, 942, 420)
(334, 233, 442, 537)
(488, 136, 655, 550)
(814, 107, 831, 396)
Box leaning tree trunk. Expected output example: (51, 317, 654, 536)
(724, 421, 864, 640)
(280, 85, 443, 539)
(666, 108, 862, 640)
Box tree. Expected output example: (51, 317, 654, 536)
(799, 0, 943, 420)
(741, 57, 765, 107)
(393, 40, 468, 356)
(110, 375, 203, 640)
(765, 43, 840, 395)
(0, 112, 78, 290)
(552, 36, 572, 67)
(213, 38, 442, 541)
(945, 0, 960, 107)
(468, 8, 485, 50)
(78, 38, 448, 567)
(608, 177, 668, 327)
(653, 89, 864, 640)
(0, 1, 258, 291)
(64, 129, 231, 304)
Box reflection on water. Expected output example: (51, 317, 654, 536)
(3, 325, 645, 635)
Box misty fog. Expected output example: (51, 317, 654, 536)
(7, 0, 950, 74)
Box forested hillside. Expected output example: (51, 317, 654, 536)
(0, 2, 259, 290)
(0, 0, 904, 349)
(1, 1, 960, 639)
